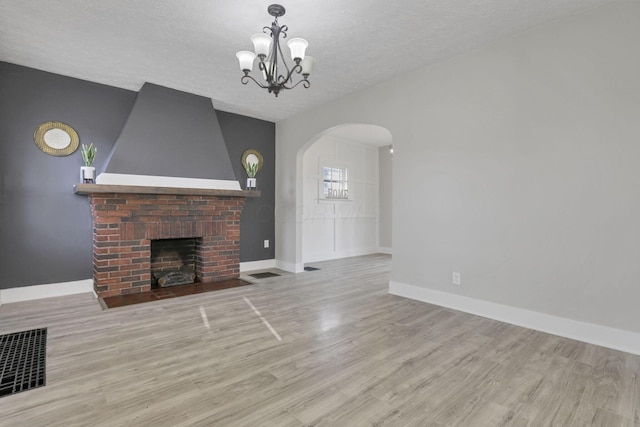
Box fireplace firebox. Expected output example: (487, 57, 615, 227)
(150, 238, 199, 287)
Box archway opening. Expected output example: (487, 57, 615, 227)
(297, 124, 392, 265)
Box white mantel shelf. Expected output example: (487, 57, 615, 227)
(74, 183, 260, 198)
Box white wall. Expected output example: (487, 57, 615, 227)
(379, 146, 393, 252)
(276, 1, 640, 342)
(302, 135, 379, 262)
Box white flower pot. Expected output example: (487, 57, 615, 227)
(81, 166, 96, 183)
(246, 178, 257, 190)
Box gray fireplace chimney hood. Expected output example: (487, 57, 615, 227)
(98, 83, 240, 190)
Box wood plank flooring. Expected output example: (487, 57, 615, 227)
(0, 254, 638, 426)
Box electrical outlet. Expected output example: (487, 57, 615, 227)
(452, 272, 461, 286)
(264, 239, 270, 248)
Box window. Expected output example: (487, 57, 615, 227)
(322, 166, 349, 200)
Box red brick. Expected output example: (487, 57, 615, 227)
(108, 258, 132, 266)
(106, 210, 132, 217)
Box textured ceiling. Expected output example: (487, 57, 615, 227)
(0, 0, 614, 122)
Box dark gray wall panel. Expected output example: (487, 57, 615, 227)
(0, 62, 275, 288)
(104, 83, 237, 181)
(217, 111, 275, 262)
(0, 62, 136, 289)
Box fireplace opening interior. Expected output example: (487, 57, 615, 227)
(150, 237, 200, 287)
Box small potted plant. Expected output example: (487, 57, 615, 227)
(80, 143, 97, 183)
(245, 161, 258, 190)
(241, 149, 262, 190)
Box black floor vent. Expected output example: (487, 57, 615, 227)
(249, 272, 281, 279)
(304, 266, 320, 271)
(0, 328, 47, 398)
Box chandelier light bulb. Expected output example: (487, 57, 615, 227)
(236, 51, 256, 72)
(301, 56, 314, 76)
(251, 34, 272, 58)
(287, 38, 308, 62)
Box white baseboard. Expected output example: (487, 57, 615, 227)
(0, 279, 95, 305)
(378, 247, 393, 255)
(276, 260, 304, 273)
(240, 259, 276, 272)
(388, 280, 640, 356)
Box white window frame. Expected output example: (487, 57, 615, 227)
(319, 162, 350, 201)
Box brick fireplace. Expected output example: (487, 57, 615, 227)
(77, 185, 254, 298)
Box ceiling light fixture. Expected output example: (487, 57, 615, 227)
(236, 4, 314, 97)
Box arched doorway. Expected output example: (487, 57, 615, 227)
(298, 124, 392, 264)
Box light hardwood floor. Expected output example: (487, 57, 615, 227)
(1, 254, 638, 426)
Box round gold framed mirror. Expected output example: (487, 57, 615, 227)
(241, 149, 263, 173)
(34, 121, 80, 156)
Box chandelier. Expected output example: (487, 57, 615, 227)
(236, 4, 314, 97)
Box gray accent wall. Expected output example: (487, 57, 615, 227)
(104, 83, 236, 181)
(217, 111, 275, 262)
(0, 62, 137, 289)
(0, 62, 275, 289)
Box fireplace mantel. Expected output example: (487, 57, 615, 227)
(74, 183, 260, 197)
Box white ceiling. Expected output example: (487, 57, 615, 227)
(0, 0, 614, 122)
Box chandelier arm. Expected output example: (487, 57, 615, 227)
(280, 62, 303, 85)
(259, 25, 275, 84)
(268, 22, 284, 86)
(275, 39, 292, 83)
(281, 78, 310, 90)
(240, 73, 269, 89)
(257, 60, 273, 85)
